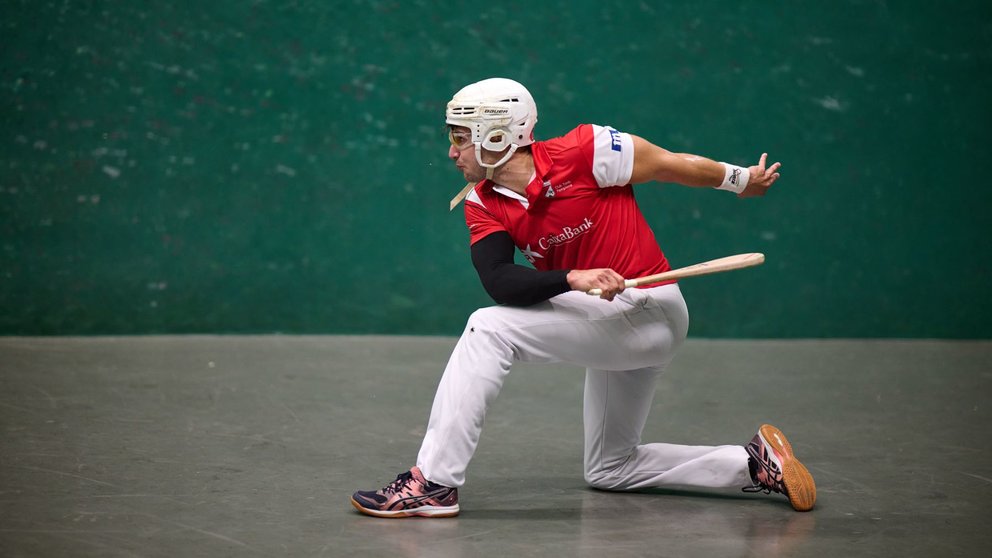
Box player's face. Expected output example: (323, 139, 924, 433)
(448, 126, 506, 182)
(448, 126, 483, 181)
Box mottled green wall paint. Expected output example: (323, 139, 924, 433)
(2, 1, 989, 337)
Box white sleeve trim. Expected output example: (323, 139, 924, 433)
(590, 124, 634, 188)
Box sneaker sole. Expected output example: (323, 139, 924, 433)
(759, 424, 816, 512)
(350, 497, 460, 518)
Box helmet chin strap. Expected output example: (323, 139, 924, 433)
(476, 143, 519, 181)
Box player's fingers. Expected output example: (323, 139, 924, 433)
(591, 269, 626, 300)
(766, 162, 781, 175)
(599, 285, 620, 301)
(599, 283, 619, 301)
(758, 153, 767, 170)
(600, 276, 617, 301)
(614, 274, 627, 293)
(603, 270, 624, 288)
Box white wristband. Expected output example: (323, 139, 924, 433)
(716, 163, 749, 194)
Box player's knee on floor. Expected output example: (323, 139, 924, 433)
(585, 471, 621, 491)
(584, 464, 629, 491)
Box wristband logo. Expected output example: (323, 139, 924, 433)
(729, 168, 741, 185)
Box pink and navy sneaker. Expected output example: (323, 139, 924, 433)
(743, 424, 817, 511)
(351, 466, 459, 518)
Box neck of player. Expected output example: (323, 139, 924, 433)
(491, 150, 534, 196)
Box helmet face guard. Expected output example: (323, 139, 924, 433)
(445, 78, 538, 178)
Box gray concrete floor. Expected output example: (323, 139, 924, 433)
(0, 336, 989, 557)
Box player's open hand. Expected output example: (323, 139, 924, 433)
(567, 268, 626, 301)
(740, 153, 781, 198)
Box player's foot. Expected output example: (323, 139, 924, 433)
(351, 466, 459, 518)
(743, 424, 816, 511)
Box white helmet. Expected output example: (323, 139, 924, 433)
(446, 78, 538, 178)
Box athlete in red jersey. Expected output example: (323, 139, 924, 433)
(352, 78, 816, 518)
(464, 123, 671, 286)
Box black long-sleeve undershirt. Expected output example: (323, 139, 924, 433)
(470, 231, 571, 306)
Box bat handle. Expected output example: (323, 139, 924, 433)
(586, 279, 637, 296)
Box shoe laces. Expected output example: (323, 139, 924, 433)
(742, 483, 775, 495)
(383, 471, 415, 495)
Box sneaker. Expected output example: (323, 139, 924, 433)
(743, 424, 816, 511)
(351, 466, 459, 518)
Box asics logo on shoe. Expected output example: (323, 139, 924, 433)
(744, 436, 785, 494)
(387, 489, 454, 511)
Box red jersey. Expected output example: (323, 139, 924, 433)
(464, 124, 671, 286)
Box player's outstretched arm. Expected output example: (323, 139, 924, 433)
(628, 135, 781, 197)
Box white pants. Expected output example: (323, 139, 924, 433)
(416, 283, 750, 491)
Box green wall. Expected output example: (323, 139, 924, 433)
(2, 1, 989, 337)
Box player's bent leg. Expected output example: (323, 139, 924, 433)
(583, 367, 753, 491)
(416, 306, 519, 488)
(579, 284, 754, 491)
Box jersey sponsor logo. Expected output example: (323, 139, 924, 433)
(543, 180, 555, 198)
(537, 217, 594, 251)
(608, 128, 622, 152)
